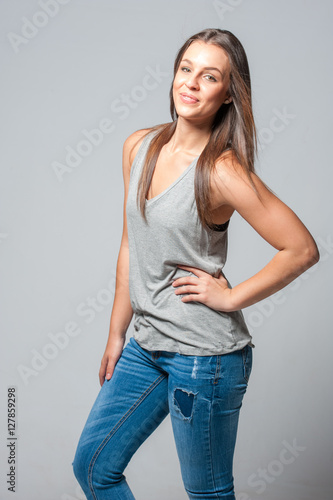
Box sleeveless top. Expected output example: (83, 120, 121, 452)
(126, 129, 255, 355)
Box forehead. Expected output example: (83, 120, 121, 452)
(182, 41, 230, 72)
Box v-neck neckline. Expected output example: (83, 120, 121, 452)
(145, 155, 200, 206)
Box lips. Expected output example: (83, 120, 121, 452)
(180, 93, 199, 103)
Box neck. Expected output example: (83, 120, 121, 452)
(168, 117, 212, 156)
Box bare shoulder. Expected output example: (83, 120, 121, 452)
(214, 150, 254, 184)
(122, 128, 154, 174)
(212, 149, 270, 207)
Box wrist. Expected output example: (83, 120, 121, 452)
(225, 287, 239, 312)
(107, 332, 126, 345)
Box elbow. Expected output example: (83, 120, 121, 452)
(300, 243, 320, 269)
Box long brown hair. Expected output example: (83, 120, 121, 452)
(135, 28, 263, 229)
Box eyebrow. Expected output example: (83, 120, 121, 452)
(180, 59, 224, 77)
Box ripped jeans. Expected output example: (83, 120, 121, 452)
(72, 336, 253, 499)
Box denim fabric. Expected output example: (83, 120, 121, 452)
(72, 336, 253, 499)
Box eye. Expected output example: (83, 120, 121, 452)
(180, 67, 217, 82)
(205, 74, 217, 82)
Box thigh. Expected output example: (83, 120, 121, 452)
(168, 345, 253, 498)
(73, 337, 169, 476)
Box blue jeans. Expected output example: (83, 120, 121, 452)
(72, 336, 253, 499)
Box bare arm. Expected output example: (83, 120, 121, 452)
(220, 159, 320, 310)
(99, 129, 150, 386)
(172, 154, 320, 312)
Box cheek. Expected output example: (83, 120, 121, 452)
(206, 88, 226, 108)
(173, 73, 186, 89)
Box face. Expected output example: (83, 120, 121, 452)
(173, 41, 232, 124)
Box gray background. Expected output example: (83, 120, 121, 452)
(0, 1, 332, 499)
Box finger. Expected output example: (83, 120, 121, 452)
(177, 265, 207, 277)
(105, 361, 114, 382)
(174, 285, 200, 295)
(99, 367, 105, 387)
(172, 276, 198, 287)
(99, 358, 107, 386)
(99, 358, 113, 386)
(180, 293, 202, 303)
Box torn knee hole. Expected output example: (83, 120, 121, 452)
(174, 388, 195, 418)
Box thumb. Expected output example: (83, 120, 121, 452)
(217, 272, 227, 282)
(217, 272, 230, 288)
(99, 356, 114, 386)
(105, 361, 115, 382)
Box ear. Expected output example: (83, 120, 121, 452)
(224, 96, 232, 104)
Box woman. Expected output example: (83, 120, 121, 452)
(72, 28, 319, 499)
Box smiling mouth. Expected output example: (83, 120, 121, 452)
(180, 94, 199, 103)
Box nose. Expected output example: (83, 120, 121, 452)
(185, 73, 200, 90)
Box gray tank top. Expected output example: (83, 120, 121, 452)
(126, 129, 255, 355)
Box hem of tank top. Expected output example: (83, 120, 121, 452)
(131, 335, 255, 355)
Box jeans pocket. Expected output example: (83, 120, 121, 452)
(241, 345, 253, 384)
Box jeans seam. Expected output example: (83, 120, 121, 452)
(87, 373, 167, 498)
(213, 355, 221, 385)
(209, 386, 220, 498)
(242, 346, 249, 383)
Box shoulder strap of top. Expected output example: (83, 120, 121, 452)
(130, 129, 157, 177)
